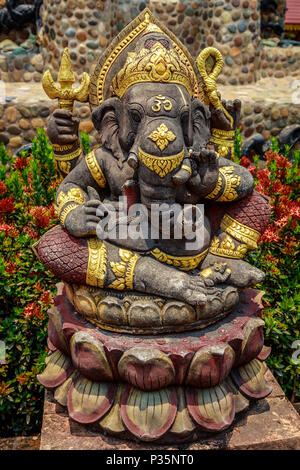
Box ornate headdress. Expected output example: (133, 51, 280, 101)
(89, 8, 227, 117)
(111, 40, 196, 98)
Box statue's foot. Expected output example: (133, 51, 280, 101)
(134, 256, 218, 306)
(201, 253, 265, 288)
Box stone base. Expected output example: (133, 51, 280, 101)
(39, 371, 300, 450)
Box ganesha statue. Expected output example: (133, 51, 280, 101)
(35, 10, 272, 443)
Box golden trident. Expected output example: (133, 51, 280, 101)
(42, 48, 90, 111)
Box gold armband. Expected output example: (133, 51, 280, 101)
(206, 166, 241, 202)
(85, 151, 107, 188)
(221, 213, 260, 250)
(209, 235, 247, 259)
(181, 164, 192, 175)
(210, 128, 235, 159)
(109, 248, 140, 291)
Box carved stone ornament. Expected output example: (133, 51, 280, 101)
(35, 9, 273, 444)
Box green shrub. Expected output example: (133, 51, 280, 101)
(237, 144, 300, 402)
(0, 129, 59, 436)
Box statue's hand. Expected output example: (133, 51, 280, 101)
(47, 109, 80, 146)
(190, 148, 219, 196)
(210, 98, 241, 131)
(64, 187, 108, 237)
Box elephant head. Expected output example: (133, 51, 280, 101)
(92, 80, 211, 206)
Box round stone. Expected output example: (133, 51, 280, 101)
(76, 30, 87, 41)
(238, 20, 247, 33)
(19, 118, 31, 130)
(5, 107, 18, 123)
(9, 136, 22, 148)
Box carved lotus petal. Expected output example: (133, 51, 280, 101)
(54, 371, 80, 407)
(231, 358, 272, 399)
(97, 296, 127, 326)
(226, 375, 249, 414)
(236, 317, 265, 366)
(186, 383, 235, 432)
(162, 301, 196, 326)
(48, 306, 69, 354)
(70, 330, 113, 382)
(99, 384, 127, 437)
(128, 301, 162, 327)
(73, 288, 96, 318)
(118, 347, 175, 391)
(120, 386, 177, 441)
(168, 386, 196, 440)
(68, 376, 116, 424)
(37, 350, 74, 389)
(186, 344, 235, 388)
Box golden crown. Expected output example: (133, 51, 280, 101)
(111, 41, 196, 98)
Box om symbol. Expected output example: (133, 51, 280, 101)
(152, 95, 172, 112)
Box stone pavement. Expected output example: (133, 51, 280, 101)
(39, 370, 300, 450)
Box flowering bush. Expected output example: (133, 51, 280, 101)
(237, 140, 300, 402)
(0, 129, 60, 437)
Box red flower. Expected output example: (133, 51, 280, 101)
(259, 225, 281, 243)
(23, 226, 38, 239)
(14, 156, 28, 171)
(5, 260, 18, 273)
(29, 206, 51, 229)
(0, 196, 14, 213)
(0, 181, 7, 194)
(23, 302, 43, 320)
(41, 291, 52, 305)
(0, 223, 18, 237)
(247, 165, 256, 175)
(240, 156, 251, 168)
(16, 372, 29, 385)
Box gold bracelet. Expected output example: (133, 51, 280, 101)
(59, 203, 79, 227)
(52, 143, 75, 152)
(212, 128, 235, 139)
(150, 247, 209, 271)
(85, 151, 107, 188)
(221, 213, 260, 250)
(216, 167, 241, 202)
(209, 235, 248, 259)
(54, 146, 83, 162)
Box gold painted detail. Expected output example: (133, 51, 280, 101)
(55, 187, 85, 217)
(58, 161, 71, 175)
(209, 235, 247, 259)
(59, 203, 79, 227)
(52, 143, 75, 152)
(181, 164, 192, 175)
(148, 123, 176, 151)
(212, 128, 235, 139)
(150, 248, 209, 271)
(196, 48, 233, 128)
(152, 95, 172, 112)
(109, 248, 140, 291)
(221, 213, 260, 250)
(54, 146, 82, 162)
(138, 147, 184, 178)
(205, 173, 223, 200)
(210, 135, 234, 159)
(112, 41, 196, 98)
(85, 151, 107, 188)
(86, 238, 107, 288)
(42, 48, 90, 111)
(217, 167, 241, 202)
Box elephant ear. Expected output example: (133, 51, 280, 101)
(191, 99, 211, 158)
(91, 97, 126, 168)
